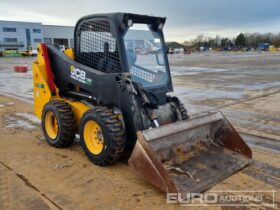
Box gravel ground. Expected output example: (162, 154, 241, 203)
(0, 52, 280, 209)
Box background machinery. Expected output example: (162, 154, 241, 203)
(33, 13, 252, 195)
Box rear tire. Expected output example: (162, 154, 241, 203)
(179, 103, 189, 120)
(79, 106, 126, 166)
(42, 100, 76, 148)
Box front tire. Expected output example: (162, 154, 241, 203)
(42, 100, 76, 148)
(79, 106, 126, 166)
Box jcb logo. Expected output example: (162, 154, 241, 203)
(70, 65, 86, 81)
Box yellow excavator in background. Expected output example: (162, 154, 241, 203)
(32, 13, 252, 195)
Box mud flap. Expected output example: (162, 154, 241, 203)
(128, 111, 252, 194)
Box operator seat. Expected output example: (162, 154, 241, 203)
(98, 42, 119, 73)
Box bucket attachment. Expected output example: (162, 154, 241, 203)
(128, 111, 252, 194)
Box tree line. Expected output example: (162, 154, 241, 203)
(184, 33, 280, 49)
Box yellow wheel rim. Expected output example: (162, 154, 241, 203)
(83, 120, 104, 155)
(45, 111, 59, 139)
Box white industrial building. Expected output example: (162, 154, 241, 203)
(0, 20, 153, 52)
(0, 20, 74, 51)
(42, 25, 74, 48)
(0, 20, 43, 51)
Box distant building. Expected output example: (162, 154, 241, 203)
(42, 25, 74, 48)
(0, 20, 74, 51)
(0, 20, 153, 52)
(0, 20, 43, 51)
(165, 42, 185, 49)
(165, 42, 185, 54)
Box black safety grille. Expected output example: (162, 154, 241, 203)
(131, 66, 156, 82)
(76, 19, 121, 73)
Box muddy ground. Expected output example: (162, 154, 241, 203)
(0, 52, 280, 209)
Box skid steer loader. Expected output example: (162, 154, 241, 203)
(32, 13, 252, 195)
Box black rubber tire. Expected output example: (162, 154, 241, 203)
(179, 103, 189, 120)
(42, 100, 76, 148)
(79, 106, 126, 166)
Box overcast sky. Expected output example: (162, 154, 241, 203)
(1, 0, 280, 42)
